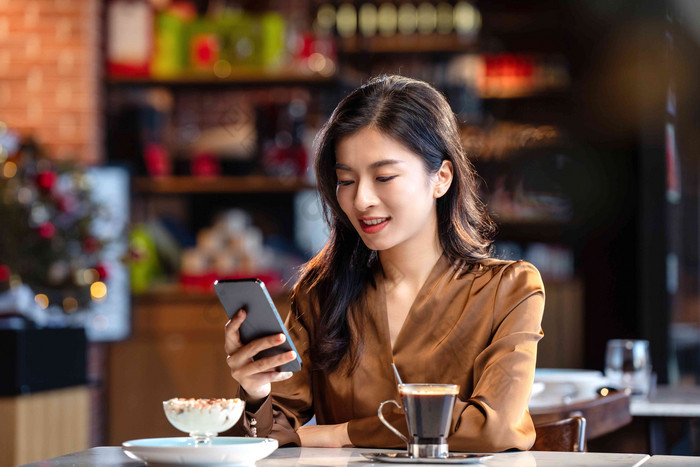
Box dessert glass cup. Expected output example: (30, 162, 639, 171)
(163, 398, 245, 446)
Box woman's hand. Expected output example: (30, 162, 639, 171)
(224, 309, 297, 401)
(297, 422, 353, 448)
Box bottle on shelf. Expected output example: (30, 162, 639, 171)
(111, 1, 294, 80)
(188, 13, 222, 73)
(151, 2, 196, 78)
(106, 0, 154, 77)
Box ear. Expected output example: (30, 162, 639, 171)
(433, 160, 454, 198)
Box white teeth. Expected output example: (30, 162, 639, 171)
(362, 218, 388, 226)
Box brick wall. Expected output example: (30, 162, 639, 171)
(0, 0, 101, 163)
(0, 0, 106, 447)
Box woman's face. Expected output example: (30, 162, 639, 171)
(335, 127, 447, 253)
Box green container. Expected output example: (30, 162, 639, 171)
(151, 11, 189, 78)
(259, 11, 286, 67)
(218, 10, 255, 67)
(187, 16, 221, 73)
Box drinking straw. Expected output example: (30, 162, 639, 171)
(391, 361, 404, 386)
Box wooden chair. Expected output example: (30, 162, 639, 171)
(530, 389, 632, 449)
(533, 416, 586, 452)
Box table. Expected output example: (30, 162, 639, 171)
(20, 446, 656, 467)
(629, 385, 700, 455)
(630, 386, 700, 418)
(640, 455, 700, 465)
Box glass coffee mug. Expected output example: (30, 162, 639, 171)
(378, 383, 459, 459)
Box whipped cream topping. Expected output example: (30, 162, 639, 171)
(163, 398, 245, 435)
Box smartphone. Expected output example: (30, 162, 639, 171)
(214, 278, 302, 372)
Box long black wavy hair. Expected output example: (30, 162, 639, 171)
(292, 75, 495, 374)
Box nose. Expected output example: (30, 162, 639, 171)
(354, 178, 378, 212)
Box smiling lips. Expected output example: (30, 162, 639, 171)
(359, 217, 390, 233)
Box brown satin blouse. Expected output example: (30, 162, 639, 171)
(230, 254, 545, 452)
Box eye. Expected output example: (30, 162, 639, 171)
(376, 175, 397, 182)
(337, 180, 354, 186)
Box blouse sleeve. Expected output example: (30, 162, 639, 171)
(227, 291, 315, 447)
(448, 260, 545, 452)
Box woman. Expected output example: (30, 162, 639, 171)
(224, 75, 544, 452)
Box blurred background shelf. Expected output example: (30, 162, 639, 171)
(338, 33, 479, 54)
(132, 282, 291, 304)
(132, 176, 315, 194)
(107, 69, 337, 88)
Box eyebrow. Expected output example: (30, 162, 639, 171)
(335, 159, 404, 171)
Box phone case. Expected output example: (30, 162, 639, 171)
(214, 278, 302, 372)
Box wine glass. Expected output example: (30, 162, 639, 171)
(163, 398, 245, 446)
(604, 339, 653, 397)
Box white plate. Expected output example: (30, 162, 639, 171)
(122, 437, 278, 466)
(534, 368, 605, 382)
(531, 368, 611, 408)
(361, 452, 493, 464)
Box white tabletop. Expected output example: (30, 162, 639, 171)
(267, 448, 651, 467)
(20, 446, 654, 467)
(639, 455, 700, 466)
(630, 386, 700, 418)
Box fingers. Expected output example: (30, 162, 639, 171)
(224, 309, 246, 355)
(228, 354, 295, 396)
(230, 332, 287, 365)
(240, 370, 294, 395)
(247, 369, 294, 385)
(248, 350, 297, 374)
(228, 345, 296, 376)
(227, 350, 296, 386)
(271, 370, 294, 382)
(225, 308, 246, 333)
(224, 307, 296, 398)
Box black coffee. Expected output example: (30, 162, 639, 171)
(400, 387, 457, 444)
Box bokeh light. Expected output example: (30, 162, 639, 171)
(358, 3, 378, 37)
(417, 3, 437, 35)
(34, 293, 49, 309)
(90, 281, 107, 301)
(30, 204, 49, 225)
(83, 268, 99, 284)
(38, 222, 56, 239)
(336, 3, 357, 38)
(17, 187, 34, 204)
(321, 59, 336, 77)
(3, 161, 17, 178)
(74, 269, 87, 286)
(92, 314, 110, 331)
(63, 297, 78, 313)
(397, 3, 417, 35)
(454, 1, 481, 35)
(213, 59, 232, 78)
(378, 3, 398, 37)
(308, 53, 327, 73)
(9, 274, 22, 289)
(436, 3, 454, 35)
(317, 4, 336, 32)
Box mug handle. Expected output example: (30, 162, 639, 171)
(377, 400, 408, 445)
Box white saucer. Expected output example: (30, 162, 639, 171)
(122, 437, 278, 466)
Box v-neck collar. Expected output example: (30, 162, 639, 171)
(375, 252, 451, 358)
